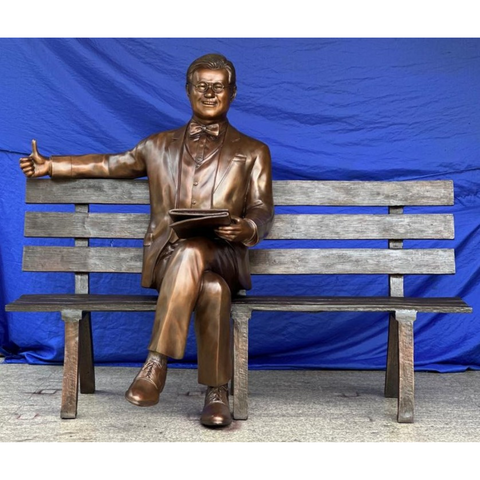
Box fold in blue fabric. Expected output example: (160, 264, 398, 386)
(1, 38, 479, 372)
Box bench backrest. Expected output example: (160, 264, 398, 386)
(23, 179, 456, 297)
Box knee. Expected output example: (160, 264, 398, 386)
(200, 272, 231, 300)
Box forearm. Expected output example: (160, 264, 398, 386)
(50, 153, 109, 177)
(49, 147, 145, 179)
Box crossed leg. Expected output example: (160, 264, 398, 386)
(149, 237, 238, 385)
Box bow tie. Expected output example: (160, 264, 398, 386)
(188, 122, 220, 138)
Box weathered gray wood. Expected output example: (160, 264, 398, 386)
(23, 247, 143, 273)
(396, 310, 416, 423)
(24, 212, 454, 240)
(232, 306, 251, 420)
(22, 246, 457, 275)
(74, 206, 90, 291)
(27, 179, 151, 205)
(60, 310, 82, 419)
(6, 294, 472, 313)
(73, 205, 95, 395)
(74, 206, 89, 250)
(385, 206, 404, 398)
(74, 205, 90, 292)
(268, 214, 454, 240)
(25, 212, 150, 239)
(231, 296, 472, 313)
(75, 273, 89, 295)
(272, 180, 454, 206)
(26, 179, 454, 206)
(6, 294, 158, 312)
(249, 249, 456, 275)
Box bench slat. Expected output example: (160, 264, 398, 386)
(24, 212, 455, 240)
(233, 296, 472, 313)
(249, 249, 455, 274)
(5, 294, 471, 314)
(270, 214, 454, 239)
(25, 212, 150, 239)
(273, 180, 454, 206)
(23, 247, 143, 273)
(26, 179, 454, 206)
(23, 246, 455, 275)
(26, 179, 150, 204)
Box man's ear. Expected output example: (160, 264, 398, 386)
(230, 86, 237, 101)
(186, 83, 191, 98)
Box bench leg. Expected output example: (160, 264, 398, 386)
(60, 310, 83, 419)
(385, 314, 399, 398)
(395, 310, 417, 423)
(79, 312, 95, 394)
(232, 307, 251, 420)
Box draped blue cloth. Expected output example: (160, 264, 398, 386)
(1, 38, 479, 371)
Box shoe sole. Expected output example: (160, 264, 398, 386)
(125, 393, 159, 407)
(201, 420, 232, 428)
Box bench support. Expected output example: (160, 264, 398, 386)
(232, 306, 251, 420)
(79, 312, 95, 394)
(395, 309, 416, 423)
(385, 206, 405, 399)
(60, 309, 94, 419)
(60, 309, 83, 419)
(385, 314, 400, 398)
(74, 204, 95, 395)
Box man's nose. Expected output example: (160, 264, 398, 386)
(203, 86, 215, 98)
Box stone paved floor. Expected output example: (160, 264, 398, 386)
(1, 363, 480, 442)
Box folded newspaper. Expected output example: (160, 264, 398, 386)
(169, 208, 231, 238)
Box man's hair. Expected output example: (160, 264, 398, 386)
(186, 53, 237, 90)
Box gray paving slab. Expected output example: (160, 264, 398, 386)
(1, 363, 480, 442)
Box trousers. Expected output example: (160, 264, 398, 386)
(148, 237, 241, 386)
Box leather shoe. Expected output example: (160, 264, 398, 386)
(125, 352, 167, 407)
(200, 384, 232, 428)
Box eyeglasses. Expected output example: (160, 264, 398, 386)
(190, 82, 228, 94)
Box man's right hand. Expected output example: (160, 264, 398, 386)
(19, 139, 51, 177)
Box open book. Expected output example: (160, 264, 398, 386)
(169, 208, 231, 239)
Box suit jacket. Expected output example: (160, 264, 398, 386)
(51, 123, 274, 289)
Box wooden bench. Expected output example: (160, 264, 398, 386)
(6, 178, 472, 423)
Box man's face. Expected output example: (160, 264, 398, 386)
(187, 68, 235, 124)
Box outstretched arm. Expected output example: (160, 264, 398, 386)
(19, 139, 147, 179)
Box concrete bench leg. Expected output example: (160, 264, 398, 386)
(232, 307, 251, 420)
(395, 310, 417, 423)
(60, 310, 83, 419)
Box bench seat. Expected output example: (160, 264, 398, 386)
(7, 293, 472, 314)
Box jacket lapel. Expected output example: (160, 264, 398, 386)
(166, 125, 187, 202)
(214, 124, 241, 192)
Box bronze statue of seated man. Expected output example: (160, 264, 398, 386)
(19, 53, 274, 428)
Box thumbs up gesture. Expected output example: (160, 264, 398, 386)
(19, 140, 51, 177)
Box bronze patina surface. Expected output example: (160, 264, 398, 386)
(20, 53, 274, 428)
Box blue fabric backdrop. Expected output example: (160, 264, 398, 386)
(1, 38, 479, 371)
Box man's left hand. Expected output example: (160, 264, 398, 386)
(215, 216, 254, 243)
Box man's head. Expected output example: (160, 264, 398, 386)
(186, 53, 237, 124)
